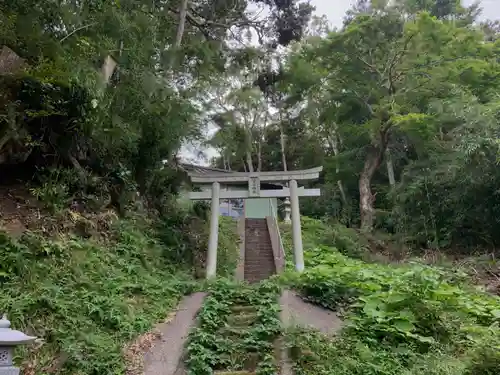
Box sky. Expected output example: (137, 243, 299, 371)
(312, 0, 500, 28)
(182, 0, 500, 165)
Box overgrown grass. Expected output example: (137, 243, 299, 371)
(156, 210, 240, 279)
(280, 217, 500, 375)
(0, 196, 241, 375)
(280, 216, 368, 261)
(217, 216, 240, 277)
(0, 218, 196, 375)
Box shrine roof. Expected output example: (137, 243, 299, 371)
(180, 163, 232, 175)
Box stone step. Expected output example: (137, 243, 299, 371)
(215, 352, 260, 373)
(219, 325, 248, 338)
(226, 312, 258, 327)
(230, 305, 257, 314)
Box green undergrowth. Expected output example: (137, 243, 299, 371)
(185, 278, 282, 375)
(0, 218, 198, 375)
(280, 217, 500, 375)
(153, 207, 240, 279)
(280, 216, 368, 261)
(217, 216, 240, 277)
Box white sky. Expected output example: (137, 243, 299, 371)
(182, 0, 500, 165)
(313, 0, 499, 28)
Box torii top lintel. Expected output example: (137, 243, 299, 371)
(186, 166, 323, 184)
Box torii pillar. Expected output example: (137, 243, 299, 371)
(289, 179, 304, 272)
(207, 182, 220, 279)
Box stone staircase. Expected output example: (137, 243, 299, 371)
(204, 218, 284, 375)
(144, 216, 342, 375)
(244, 218, 277, 283)
(213, 304, 265, 375)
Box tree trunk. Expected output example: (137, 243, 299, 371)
(257, 138, 262, 172)
(245, 151, 254, 172)
(328, 128, 347, 205)
(100, 55, 117, 85)
(279, 110, 288, 172)
(222, 154, 228, 170)
(175, 0, 189, 48)
(258, 110, 269, 173)
(359, 152, 379, 232)
(359, 130, 388, 232)
(386, 146, 395, 187)
(167, 0, 188, 70)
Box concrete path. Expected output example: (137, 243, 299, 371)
(143, 292, 206, 375)
(280, 290, 342, 335)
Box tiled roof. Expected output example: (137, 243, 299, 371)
(179, 163, 231, 175)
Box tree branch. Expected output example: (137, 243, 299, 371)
(59, 23, 97, 43)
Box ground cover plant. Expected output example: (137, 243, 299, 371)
(0, 207, 243, 375)
(281, 218, 500, 375)
(0, 218, 199, 375)
(185, 278, 282, 375)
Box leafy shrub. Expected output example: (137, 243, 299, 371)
(0, 219, 194, 375)
(282, 220, 500, 375)
(156, 205, 239, 278)
(217, 216, 240, 277)
(286, 328, 422, 375)
(463, 325, 500, 375)
(281, 217, 368, 261)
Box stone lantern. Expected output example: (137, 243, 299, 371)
(0, 315, 36, 375)
(283, 198, 291, 224)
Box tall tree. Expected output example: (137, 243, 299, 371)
(284, 11, 497, 231)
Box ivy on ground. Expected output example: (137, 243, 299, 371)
(185, 279, 282, 375)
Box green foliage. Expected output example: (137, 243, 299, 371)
(29, 168, 79, 213)
(157, 212, 239, 278)
(286, 327, 468, 375)
(185, 279, 282, 375)
(217, 217, 241, 277)
(281, 216, 369, 260)
(208, 3, 500, 250)
(0, 220, 195, 375)
(282, 217, 500, 375)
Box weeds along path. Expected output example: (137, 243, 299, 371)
(184, 280, 283, 375)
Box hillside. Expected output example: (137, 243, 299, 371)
(0, 188, 239, 375)
(279, 217, 500, 375)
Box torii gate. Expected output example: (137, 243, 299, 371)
(186, 167, 322, 278)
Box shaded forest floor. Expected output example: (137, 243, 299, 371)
(0, 184, 119, 240)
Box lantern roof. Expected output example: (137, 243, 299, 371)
(0, 315, 36, 346)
